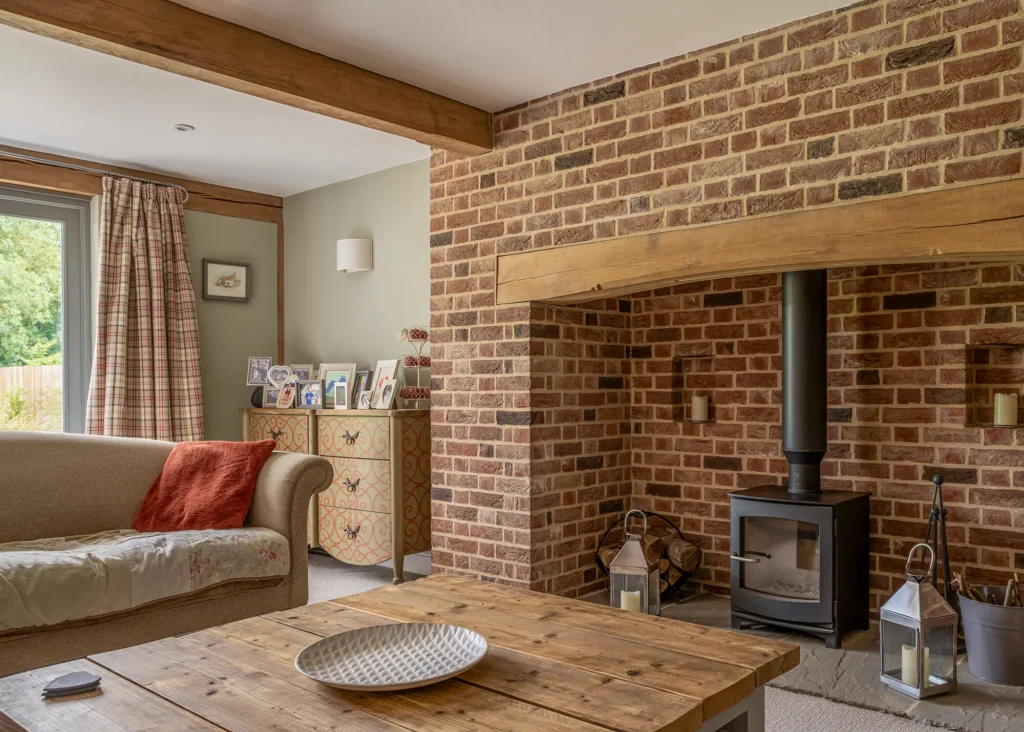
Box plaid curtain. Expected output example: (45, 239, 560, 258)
(86, 177, 204, 441)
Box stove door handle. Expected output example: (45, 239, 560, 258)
(730, 554, 761, 564)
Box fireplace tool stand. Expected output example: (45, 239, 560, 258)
(922, 474, 966, 652)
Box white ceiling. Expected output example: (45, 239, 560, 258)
(0, 0, 850, 197)
(0, 25, 429, 197)
(174, 0, 855, 113)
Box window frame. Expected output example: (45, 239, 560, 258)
(0, 185, 92, 433)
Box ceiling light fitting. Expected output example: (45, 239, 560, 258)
(172, 124, 195, 132)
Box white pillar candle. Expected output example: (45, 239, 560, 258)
(994, 392, 1018, 426)
(692, 395, 709, 422)
(901, 644, 930, 687)
(620, 590, 642, 612)
(901, 644, 916, 686)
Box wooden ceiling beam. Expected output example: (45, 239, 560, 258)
(0, 143, 283, 223)
(0, 0, 492, 156)
(496, 178, 1024, 305)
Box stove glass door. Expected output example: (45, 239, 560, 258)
(730, 499, 833, 624)
(741, 516, 821, 600)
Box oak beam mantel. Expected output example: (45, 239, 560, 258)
(496, 178, 1024, 305)
(0, 0, 492, 156)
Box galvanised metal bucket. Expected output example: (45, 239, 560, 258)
(960, 587, 1024, 686)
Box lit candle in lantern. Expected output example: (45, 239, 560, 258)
(901, 644, 930, 687)
(994, 392, 1018, 426)
(620, 590, 642, 612)
(692, 395, 709, 422)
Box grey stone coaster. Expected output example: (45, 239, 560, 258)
(42, 671, 101, 698)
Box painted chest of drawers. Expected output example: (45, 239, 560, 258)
(240, 409, 319, 547)
(241, 408, 430, 583)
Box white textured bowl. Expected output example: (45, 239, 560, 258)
(294, 623, 488, 691)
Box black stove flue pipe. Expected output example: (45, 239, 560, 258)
(782, 269, 828, 495)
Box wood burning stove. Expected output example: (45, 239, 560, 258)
(729, 269, 870, 649)
(730, 486, 869, 648)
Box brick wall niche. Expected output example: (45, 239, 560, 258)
(428, 0, 1024, 610)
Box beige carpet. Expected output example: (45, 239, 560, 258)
(306, 553, 422, 604)
(767, 688, 939, 731)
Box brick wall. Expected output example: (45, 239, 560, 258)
(429, 0, 1024, 594)
(630, 264, 1024, 614)
(529, 300, 632, 595)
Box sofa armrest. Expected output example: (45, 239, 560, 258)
(246, 451, 332, 607)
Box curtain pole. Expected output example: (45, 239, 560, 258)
(0, 150, 190, 203)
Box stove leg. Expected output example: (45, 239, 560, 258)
(731, 614, 744, 631)
(824, 632, 841, 650)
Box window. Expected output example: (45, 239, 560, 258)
(0, 186, 91, 432)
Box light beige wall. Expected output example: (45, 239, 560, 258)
(283, 159, 429, 373)
(185, 211, 278, 441)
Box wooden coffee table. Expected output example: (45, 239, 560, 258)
(0, 574, 798, 731)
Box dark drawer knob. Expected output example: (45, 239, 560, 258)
(343, 524, 361, 539)
(342, 430, 360, 445)
(343, 477, 360, 492)
(269, 428, 284, 440)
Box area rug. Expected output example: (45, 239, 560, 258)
(766, 688, 937, 732)
(306, 553, 422, 604)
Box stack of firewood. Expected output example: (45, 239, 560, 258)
(953, 572, 1023, 607)
(598, 523, 702, 596)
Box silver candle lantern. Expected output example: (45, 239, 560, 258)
(609, 510, 660, 615)
(880, 543, 958, 699)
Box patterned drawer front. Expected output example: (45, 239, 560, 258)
(400, 416, 431, 497)
(319, 507, 392, 565)
(403, 488, 431, 555)
(400, 413, 431, 554)
(249, 413, 310, 453)
(318, 415, 389, 460)
(320, 457, 392, 513)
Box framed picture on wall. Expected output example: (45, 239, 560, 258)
(203, 259, 251, 302)
(290, 364, 314, 381)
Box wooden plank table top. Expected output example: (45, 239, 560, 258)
(0, 575, 799, 732)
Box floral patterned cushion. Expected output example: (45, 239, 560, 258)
(0, 528, 289, 632)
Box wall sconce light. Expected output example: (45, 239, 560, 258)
(336, 238, 373, 272)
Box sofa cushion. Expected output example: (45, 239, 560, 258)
(133, 440, 277, 532)
(0, 528, 289, 633)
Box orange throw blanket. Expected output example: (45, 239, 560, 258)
(133, 440, 276, 532)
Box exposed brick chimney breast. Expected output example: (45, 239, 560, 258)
(428, 0, 1024, 611)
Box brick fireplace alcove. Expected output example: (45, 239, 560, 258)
(428, 0, 1024, 616)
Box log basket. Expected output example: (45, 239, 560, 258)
(595, 510, 703, 602)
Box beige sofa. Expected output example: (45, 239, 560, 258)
(0, 431, 331, 678)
